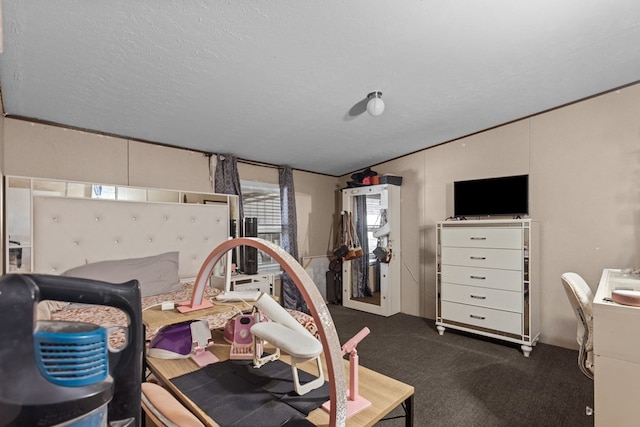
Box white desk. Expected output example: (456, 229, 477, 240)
(593, 268, 640, 426)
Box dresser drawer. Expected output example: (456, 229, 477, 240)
(441, 265, 522, 292)
(441, 247, 522, 270)
(441, 227, 522, 249)
(441, 283, 522, 312)
(441, 301, 522, 335)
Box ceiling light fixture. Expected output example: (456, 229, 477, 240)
(366, 91, 385, 117)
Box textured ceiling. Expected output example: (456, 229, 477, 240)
(1, 1, 640, 176)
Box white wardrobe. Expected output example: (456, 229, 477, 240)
(341, 184, 401, 316)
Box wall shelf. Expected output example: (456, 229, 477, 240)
(3, 176, 239, 274)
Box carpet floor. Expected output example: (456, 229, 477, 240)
(327, 305, 594, 427)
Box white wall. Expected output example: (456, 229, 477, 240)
(4, 82, 639, 350)
(360, 84, 640, 349)
(3, 120, 130, 185)
(1, 119, 339, 268)
(530, 87, 640, 348)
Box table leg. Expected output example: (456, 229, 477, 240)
(405, 394, 414, 427)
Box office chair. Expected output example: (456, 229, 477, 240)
(561, 272, 594, 380)
(141, 382, 204, 427)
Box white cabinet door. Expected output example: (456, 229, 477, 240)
(595, 355, 640, 427)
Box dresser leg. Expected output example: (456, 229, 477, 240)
(436, 325, 445, 336)
(521, 344, 532, 357)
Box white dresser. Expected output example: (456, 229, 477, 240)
(436, 219, 540, 356)
(593, 269, 640, 426)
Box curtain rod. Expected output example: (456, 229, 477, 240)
(217, 155, 336, 177)
(216, 154, 279, 169)
(237, 157, 280, 170)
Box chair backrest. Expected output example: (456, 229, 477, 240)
(561, 272, 594, 378)
(561, 272, 593, 340)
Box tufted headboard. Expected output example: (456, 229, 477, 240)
(33, 196, 229, 279)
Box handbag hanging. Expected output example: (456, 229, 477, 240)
(373, 241, 392, 263)
(333, 211, 349, 258)
(343, 212, 364, 260)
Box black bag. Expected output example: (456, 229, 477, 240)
(373, 245, 392, 263)
(326, 270, 342, 304)
(350, 167, 378, 184)
(333, 244, 348, 258)
(343, 212, 364, 260)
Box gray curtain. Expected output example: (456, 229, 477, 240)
(279, 166, 308, 312)
(214, 154, 243, 270)
(352, 195, 371, 298)
(214, 154, 243, 220)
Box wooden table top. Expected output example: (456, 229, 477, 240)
(146, 330, 414, 427)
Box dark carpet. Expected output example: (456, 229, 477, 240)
(327, 305, 594, 427)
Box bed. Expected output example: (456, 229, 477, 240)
(31, 195, 317, 346)
(23, 190, 355, 427)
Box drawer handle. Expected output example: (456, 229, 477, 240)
(470, 237, 487, 240)
(470, 256, 486, 260)
(470, 275, 486, 280)
(470, 314, 486, 320)
(470, 294, 486, 300)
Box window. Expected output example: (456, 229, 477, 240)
(366, 195, 384, 257)
(91, 185, 116, 199)
(241, 181, 282, 270)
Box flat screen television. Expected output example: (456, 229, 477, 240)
(454, 174, 528, 217)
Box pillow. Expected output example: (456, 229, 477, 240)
(37, 301, 51, 320)
(36, 301, 69, 319)
(62, 252, 181, 297)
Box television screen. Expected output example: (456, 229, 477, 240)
(454, 174, 528, 217)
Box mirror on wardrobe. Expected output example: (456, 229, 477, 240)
(341, 184, 401, 316)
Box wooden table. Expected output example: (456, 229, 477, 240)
(145, 329, 414, 426)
